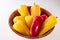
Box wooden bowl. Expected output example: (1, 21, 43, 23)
(9, 6, 54, 39)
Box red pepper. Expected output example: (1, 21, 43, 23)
(41, 15, 48, 21)
(30, 15, 48, 37)
(30, 16, 43, 37)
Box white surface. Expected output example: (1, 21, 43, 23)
(0, 0, 60, 40)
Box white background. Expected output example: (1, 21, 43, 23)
(0, 0, 60, 40)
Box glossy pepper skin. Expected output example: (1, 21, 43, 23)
(30, 16, 43, 37)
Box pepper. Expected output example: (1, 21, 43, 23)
(41, 15, 48, 21)
(13, 16, 25, 23)
(39, 15, 57, 35)
(30, 4, 41, 17)
(30, 16, 43, 37)
(18, 5, 29, 17)
(25, 15, 33, 28)
(13, 20, 30, 36)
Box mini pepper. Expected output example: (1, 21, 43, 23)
(30, 16, 43, 37)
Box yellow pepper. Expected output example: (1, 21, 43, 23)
(25, 15, 33, 28)
(18, 5, 29, 17)
(13, 20, 30, 35)
(13, 16, 26, 24)
(30, 4, 41, 17)
(39, 15, 57, 35)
